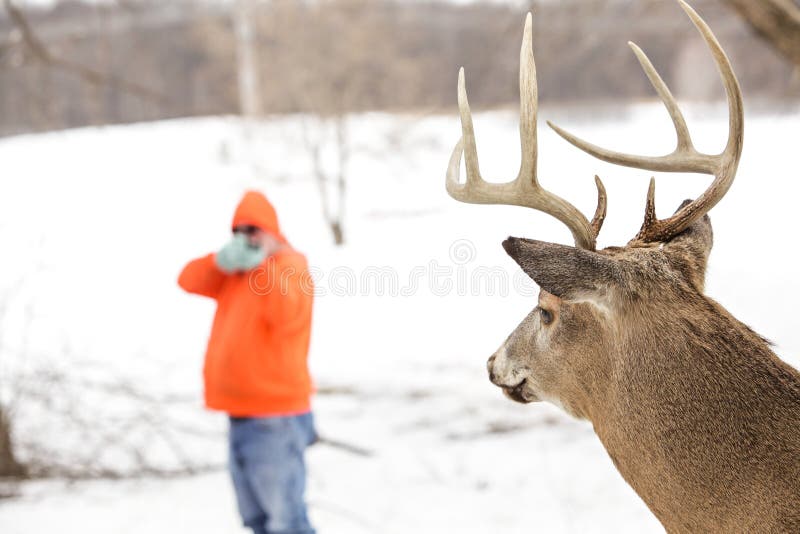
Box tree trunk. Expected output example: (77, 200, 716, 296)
(329, 221, 344, 246)
(304, 116, 348, 246)
(234, 0, 262, 117)
(0, 406, 26, 478)
(332, 116, 348, 247)
(722, 0, 800, 67)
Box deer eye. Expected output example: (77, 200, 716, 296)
(539, 307, 553, 325)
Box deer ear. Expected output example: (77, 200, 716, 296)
(662, 199, 713, 291)
(502, 238, 621, 300)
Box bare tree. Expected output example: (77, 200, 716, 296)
(234, 0, 261, 117)
(301, 116, 349, 245)
(254, 0, 405, 245)
(2, 0, 166, 103)
(0, 260, 220, 483)
(3, 354, 224, 481)
(0, 270, 28, 480)
(722, 0, 800, 67)
(0, 406, 25, 478)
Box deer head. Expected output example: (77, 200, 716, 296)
(489, 210, 715, 420)
(446, 2, 800, 530)
(446, 0, 741, 417)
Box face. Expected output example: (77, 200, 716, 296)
(488, 215, 713, 416)
(482, 201, 715, 420)
(487, 286, 611, 416)
(233, 225, 281, 253)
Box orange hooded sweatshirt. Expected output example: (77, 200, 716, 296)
(178, 191, 314, 416)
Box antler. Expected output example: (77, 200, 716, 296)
(446, 13, 607, 251)
(547, 0, 743, 244)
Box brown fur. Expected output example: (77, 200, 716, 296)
(489, 211, 800, 532)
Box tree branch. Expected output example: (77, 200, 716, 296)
(3, 0, 168, 104)
(722, 0, 800, 67)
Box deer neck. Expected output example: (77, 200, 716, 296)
(586, 296, 800, 530)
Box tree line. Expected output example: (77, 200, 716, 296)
(0, 0, 797, 137)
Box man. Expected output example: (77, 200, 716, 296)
(178, 190, 316, 534)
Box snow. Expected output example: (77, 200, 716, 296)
(0, 102, 798, 533)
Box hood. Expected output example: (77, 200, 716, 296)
(231, 190, 285, 241)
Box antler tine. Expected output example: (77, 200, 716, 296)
(548, 41, 702, 170)
(628, 41, 693, 152)
(445, 13, 606, 251)
(591, 175, 608, 237)
(547, 0, 743, 243)
(518, 12, 538, 185)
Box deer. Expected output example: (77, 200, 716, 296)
(444, 1, 800, 532)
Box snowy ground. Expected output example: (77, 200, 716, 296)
(0, 101, 798, 533)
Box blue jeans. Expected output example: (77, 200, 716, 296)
(228, 413, 317, 534)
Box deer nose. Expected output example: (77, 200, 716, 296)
(487, 354, 497, 383)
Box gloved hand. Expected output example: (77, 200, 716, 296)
(214, 233, 267, 274)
